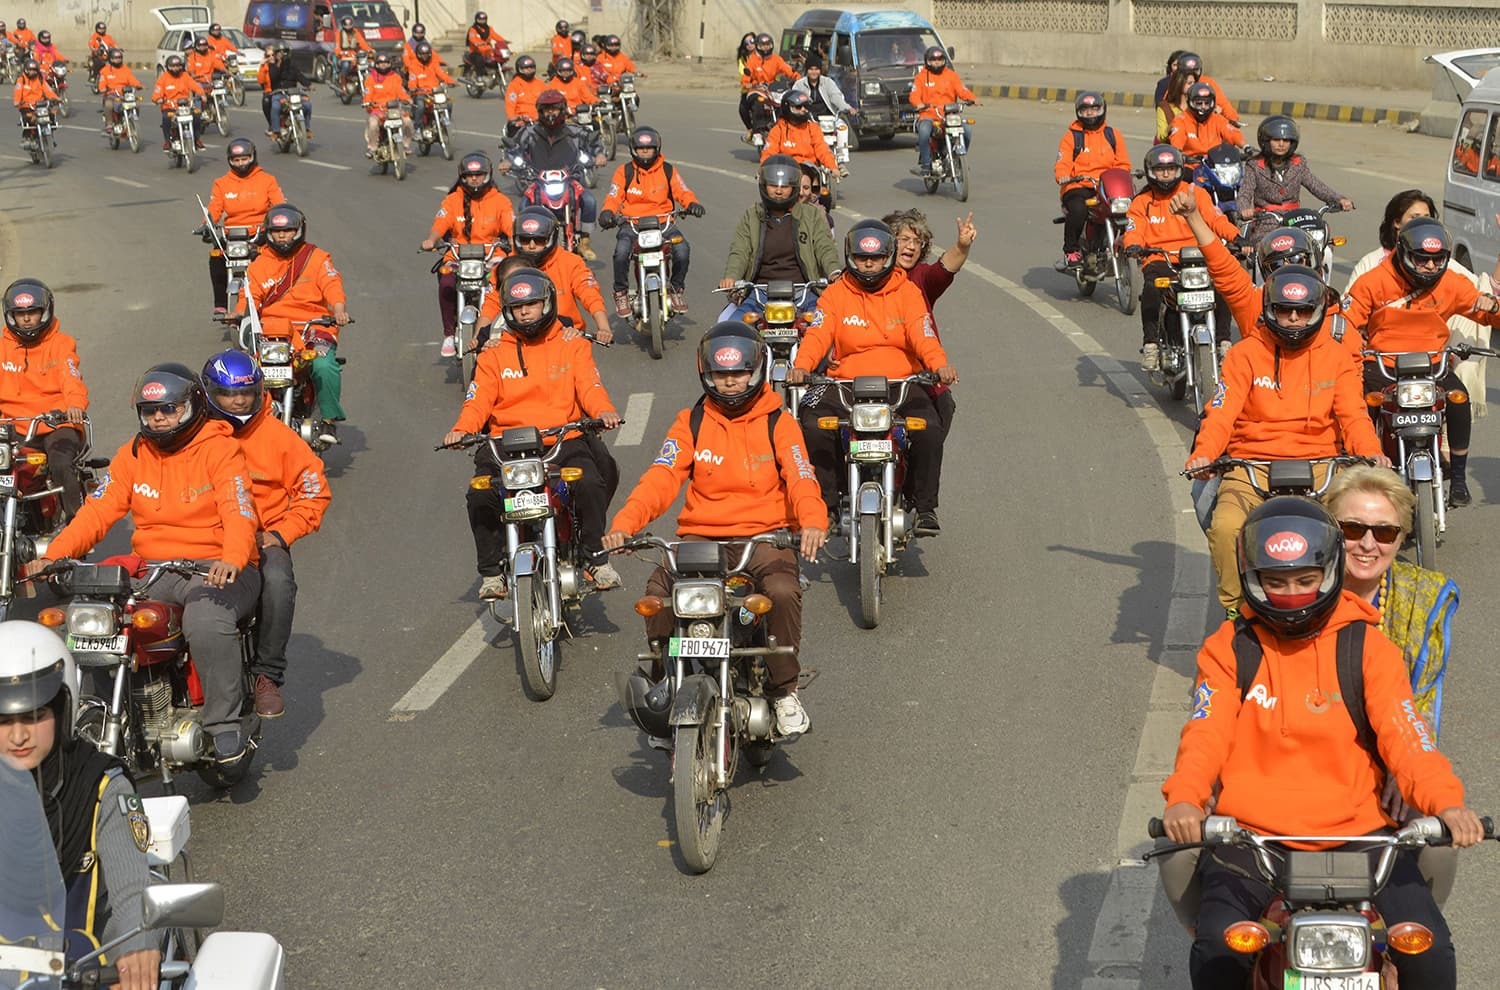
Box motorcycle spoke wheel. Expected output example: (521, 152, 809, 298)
(39, 139, 51, 169)
(294, 125, 307, 158)
(673, 719, 726, 873)
(1191, 343, 1218, 417)
(232, 78, 245, 106)
(159, 851, 202, 962)
(59, 97, 70, 118)
(214, 109, 228, 137)
(515, 573, 558, 700)
(439, 124, 453, 161)
(1414, 478, 1438, 568)
(952, 153, 969, 202)
(603, 117, 617, 159)
(646, 290, 664, 360)
(1114, 253, 1135, 315)
(857, 517, 881, 629)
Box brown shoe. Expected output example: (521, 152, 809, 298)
(669, 287, 688, 314)
(613, 289, 632, 318)
(253, 674, 285, 718)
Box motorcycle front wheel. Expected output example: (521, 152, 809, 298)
(39, 135, 52, 169)
(514, 572, 559, 700)
(392, 141, 406, 181)
(1113, 250, 1135, 315)
(293, 121, 308, 158)
(59, 94, 70, 118)
(213, 103, 228, 136)
(602, 115, 617, 159)
(108, 125, 119, 151)
(952, 153, 969, 202)
(230, 75, 245, 106)
(438, 120, 452, 160)
(674, 718, 726, 873)
(857, 516, 881, 629)
(645, 290, 664, 360)
(1413, 478, 1438, 567)
(1191, 342, 1217, 416)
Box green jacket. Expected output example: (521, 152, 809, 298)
(722, 202, 840, 284)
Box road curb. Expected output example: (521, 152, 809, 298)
(973, 83, 1421, 126)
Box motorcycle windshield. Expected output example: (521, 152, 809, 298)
(0, 760, 68, 990)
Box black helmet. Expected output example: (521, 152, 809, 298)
(193, 35, 210, 50)
(512, 208, 559, 265)
(844, 220, 897, 291)
(1187, 81, 1216, 122)
(579, 43, 598, 63)
(22, 59, 40, 78)
(1393, 217, 1451, 290)
(697, 322, 768, 410)
(226, 136, 258, 176)
(1256, 114, 1300, 158)
(458, 151, 493, 190)
(339, 15, 354, 29)
(1074, 90, 1106, 131)
(410, 22, 426, 38)
(516, 54, 536, 77)
(373, 51, 393, 72)
(209, 22, 223, 36)
(629, 125, 661, 167)
(200, 349, 264, 429)
(1255, 226, 1315, 278)
(263, 203, 307, 257)
(38, 30, 51, 45)
(1178, 52, 1202, 75)
(414, 40, 432, 61)
(165, 54, 185, 74)
(1260, 265, 1329, 350)
(536, 88, 567, 125)
(499, 268, 558, 340)
(924, 45, 947, 71)
(570, 30, 586, 50)
(14, 18, 25, 28)
(603, 35, 622, 54)
(555, 56, 575, 80)
(754, 32, 773, 54)
(94, 21, 108, 32)
(474, 11, 488, 25)
(1143, 144, 1184, 195)
(1236, 496, 1344, 638)
(107, 47, 124, 66)
(134, 363, 209, 453)
(782, 89, 813, 124)
(555, 19, 569, 34)
(759, 154, 801, 210)
(2, 278, 55, 343)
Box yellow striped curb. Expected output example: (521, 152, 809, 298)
(975, 83, 1421, 126)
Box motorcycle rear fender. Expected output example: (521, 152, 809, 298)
(856, 481, 884, 516)
(669, 672, 719, 727)
(1406, 450, 1435, 483)
(645, 273, 661, 291)
(512, 544, 540, 578)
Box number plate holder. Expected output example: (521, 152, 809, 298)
(669, 637, 730, 658)
(1283, 971, 1379, 990)
(1392, 410, 1441, 428)
(66, 633, 129, 654)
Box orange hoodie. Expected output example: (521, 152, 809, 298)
(451, 320, 615, 436)
(1122, 183, 1239, 259)
(907, 67, 974, 122)
(760, 119, 836, 172)
(794, 269, 948, 379)
(505, 75, 546, 122)
(429, 185, 514, 245)
(151, 71, 204, 107)
(0, 321, 88, 434)
(96, 64, 143, 95)
(1202, 236, 1356, 355)
(1164, 595, 1465, 844)
(363, 70, 408, 112)
(597, 52, 637, 79)
(407, 61, 455, 92)
(1167, 109, 1244, 156)
(240, 244, 346, 344)
(186, 49, 227, 85)
(1053, 121, 1131, 194)
(469, 26, 507, 59)
(601, 156, 699, 221)
(1342, 256, 1500, 358)
(741, 52, 796, 90)
(12, 74, 58, 107)
(554, 74, 597, 110)
(233, 403, 329, 546)
(208, 166, 286, 229)
(610, 388, 827, 538)
(49, 419, 259, 568)
(549, 34, 570, 65)
(480, 248, 602, 329)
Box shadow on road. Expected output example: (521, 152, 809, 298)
(255, 633, 361, 775)
(1053, 869, 1112, 988)
(320, 423, 367, 479)
(1047, 540, 1193, 662)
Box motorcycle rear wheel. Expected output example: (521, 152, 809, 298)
(515, 573, 559, 701)
(108, 128, 119, 151)
(857, 517, 881, 629)
(1414, 478, 1438, 568)
(1074, 266, 1096, 298)
(674, 718, 726, 873)
(645, 290, 664, 360)
(1114, 251, 1135, 315)
(338, 86, 353, 106)
(464, 73, 482, 99)
(952, 153, 969, 202)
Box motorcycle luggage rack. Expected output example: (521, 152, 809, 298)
(1266, 460, 1315, 494)
(499, 426, 542, 455)
(675, 542, 726, 576)
(852, 376, 890, 402)
(1279, 850, 1374, 905)
(1394, 352, 1431, 377)
(457, 243, 486, 260)
(66, 563, 132, 597)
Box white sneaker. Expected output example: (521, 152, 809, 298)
(590, 562, 623, 590)
(440, 335, 457, 357)
(479, 574, 508, 600)
(1141, 343, 1161, 372)
(1216, 339, 1232, 362)
(773, 693, 810, 737)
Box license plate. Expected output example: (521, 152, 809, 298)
(1284, 972, 1379, 990)
(637, 251, 662, 267)
(262, 364, 294, 385)
(0, 474, 13, 492)
(669, 637, 729, 658)
(503, 489, 550, 513)
(66, 633, 129, 653)
(762, 327, 799, 341)
(850, 439, 892, 456)
(1177, 289, 1217, 309)
(1392, 410, 1441, 428)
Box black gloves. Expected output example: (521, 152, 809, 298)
(687, 202, 705, 218)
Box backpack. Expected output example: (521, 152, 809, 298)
(623, 160, 676, 209)
(1071, 125, 1117, 160)
(1231, 617, 1383, 772)
(686, 396, 781, 478)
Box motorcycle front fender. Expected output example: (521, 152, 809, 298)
(512, 543, 540, 578)
(1192, 323, 1214, 346)
(669, 672, 719, 727)
(856, 480, 884, 516)
(1406, 449, 1436, 483)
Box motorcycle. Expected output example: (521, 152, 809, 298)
(223, 50, 246, 105)
(239, 315, 350, 454)
(427, 239, 504, 385)
(40, 558, 262, 790)
(611, 71, 640, 136)
(572, 98, 613, 164)
(1146, 813, 1497, 990)
(100, 86, 141, 152)
(461, 45, 509, 98)
(1363, 344, 1498, 567)
(511, 160, 589, 254)
(49, 61, 70, 117)
(612, 531, 804, 873)
(1186, 454, 1363, 534)
(915, 101, 973, 201)
(413, 86, 453, 160)
(716, 279, 824, 415)
(1056, 169, 1137, 314)
(335, 49, 369, 105)
(202, 72, 230, 137)
(368, 99, 409, 180)
(1130, 244, 1222, 414)
(197, 220, 257, 316)
(612, 210, 694, 360)
(1, 43, 21, 84)
(1245, 203, 1348, 287)
(1189, 141, 1254, 223)
(20, 101, 58, 168)
(802, 372, 937, 629)
(744, 78, 791, 148)
(163, 97, 200, 173)
(272, 88, 310, 158)
(438, 418, 618, 700)
(816, 112, 850, 172)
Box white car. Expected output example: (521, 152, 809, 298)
(153, 5, 265, 86)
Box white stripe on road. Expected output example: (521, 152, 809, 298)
(707, 127, 742, 134)
(297, 158, 352, 170)
(614, 393, 653, 446)
(59, 123, 102, 133)
(104, 175, 149, 188)
(389, 611, 504, 716)
(0, 154, 32, 161)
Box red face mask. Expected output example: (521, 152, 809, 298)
(1264, 590, 1318, 610)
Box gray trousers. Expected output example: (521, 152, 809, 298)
(253, 543, 296, 684)
(141, 562, 260, 735)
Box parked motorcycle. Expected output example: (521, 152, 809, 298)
(613, 531, 802, 872)
(913, 101, 972, 201)
(1189, 141, 1254, 223)
(335, 49, 369, 105)
(101, 86, 141, 152)
(272, 88, 310, 158)
(1129, 244, 1222, 414)
(20, 101, 58, 168)
(201, 72, 230, 136)
(1056, 169, 1136, 314)
(438, 418, 618, 700)
(461, 46, 509, 98)
(610, 210, 693, 360)
(164, 97, 199, 172)
(511, 160, 588, 254)
(239, 315, 349, 454)
(802, 372, 936, 628)
(716, 279, 824, 415)
(413, 86, 453, 159)
(426, 239, 504, 385)
(1147, 813, 1497, 990)
(368, 99, 408, 179)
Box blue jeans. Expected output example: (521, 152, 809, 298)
(915, 118, 972, 168)
(612, 222, 689, 292)
(270, 91, 311, 130)
(253, 543, 296, 683)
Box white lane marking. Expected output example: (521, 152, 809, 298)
(298, 159, 352, 170)
(389, 611, 504, 716)
(432, 185, 448, 191)
(707, 127, 742, 134)
(59, 124, 102, 133)
(104, 175, 149, 188)
(614, 393, 653, 446)
(0, 153, 34, 161)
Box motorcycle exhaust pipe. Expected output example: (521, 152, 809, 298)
(159, 715, 206, 764)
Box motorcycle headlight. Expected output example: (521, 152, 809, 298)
(1110, 196, 1132, 214)
(0, 445, 12, 471)
(851, 403, 891, 432)
(944, 113, 965, 128)
(457, 260, 485, 280)
(225, 242, 251, 259)
(763, 302, 796, 324)
(673, 581, 724, 618)
(121, 93, 137, 107)
(1179, 267, 1212, 290)
(862, 81, 882, 96)
(1308, 227, 1327, 247)
(1288, 919, 1370, 971)
(385, 106, 403, 120)
(54, 64, 67, 77)
(500, 459, 543, 491)
(260, 339, 292, 364)
(621, 82, 635, 93)
(1212, 163, 1241, 186)
(66, 602, 116, 638)
(1396, 381, 1436, 408)
(543, 180, 566, 198)
(637, 229, 663, 249)
(432, 91, 447, 104)
(287, 94, 303, 106)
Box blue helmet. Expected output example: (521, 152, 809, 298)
(200, 349, 264, 430)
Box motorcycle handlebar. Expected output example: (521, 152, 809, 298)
(435, 417, 622, 451)
(1148, 817, 1166, 840)
(715, 278, 828, 294)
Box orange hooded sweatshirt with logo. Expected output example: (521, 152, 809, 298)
(610, 387, 826, 538)
(505, 75, 546, 122)
(49, 419, 259, 568)
(151, 71, 204, 107)
(208, 166, 286, 229)
(480, 249, 602, 329)
(1123, 182, 1239, 260)
(548, 33, 570, 65)
(1053, 120, 1131, 194)
(1164, 594, 1465, 845)
(232, 403, 329, 546)
(239, 244, 346, 344)
(597, 52, 636, 79)
(406, 61, 455, 92)
(186, 49, 228, 84)
(451, 319, 615, 436)
(97, 64, 143, 95)
(795, 268, 947, 379)
(0, 320, 88, 435)
(741, 51, 797, 90)
(908, 66, 974, 122)
(429, 185, 514, 245)
(363, 70, 408, 112)
(601, 155, 699, 221)
(554, 74, 597, 109)
(12, 74, 58, 107)
(1167, 109, 1244, 156)
(1341, 255, 1500, 359)
(760, 118, 836, 172)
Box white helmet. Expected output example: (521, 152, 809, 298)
(0, 621, 78, 738)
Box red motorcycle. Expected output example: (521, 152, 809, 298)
(510, 161, 587, 254)
(1056, 168, 1137, 314)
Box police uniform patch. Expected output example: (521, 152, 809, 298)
(119, 792, 151, 854)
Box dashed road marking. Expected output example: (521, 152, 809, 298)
(614, 393, 654, 446)
(298, 159, 352, 170)
(103, 175, 149, 188)
(389, 611, 505, 716)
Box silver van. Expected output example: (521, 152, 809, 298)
(1443, 71, 1500, 278)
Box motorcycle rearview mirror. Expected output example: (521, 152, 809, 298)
(142, 883, 225, 931)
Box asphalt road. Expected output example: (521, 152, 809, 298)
(3, 84, 1498, 988)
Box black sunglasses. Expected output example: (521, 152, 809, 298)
(139, 402, 182, 416)
(1337, 520, 1401, 545)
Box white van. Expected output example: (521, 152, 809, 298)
(1443, 70, 1500, 279)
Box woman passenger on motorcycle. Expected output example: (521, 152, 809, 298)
(1152, 49, 1187, 105)
(1171, 52, 1238, 125)
(599, 126, 703, 317)
(1236, 115, 1353, 242)
(1160, 498, 1484, 990)
(735, 32, 757, 76)
(1055, 90, 1130, 269)
(334, 16, 373, 89)
(603, 322, 827, 741)
(909, 46, 975, 176)
(205, 138, 285, 317)
(796, 162, 833, 228)
(739, 32, 798, 133)
(32, 364, 262, 766)
(788, 220, 958, 536)
(480, 207, 612, 344)
(1154, 64, 1199, 144)
(259, 45, 313, 139)
(445, 268, 623, 600)
(718, 154, 840, 321)
(361, 51, 412, 157)
(421, 152, 516, 357)
(95, 48, 142, 133)
(1167, 82, 1243, 157)
(0, 623, 161, 990)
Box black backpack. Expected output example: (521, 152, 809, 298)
(623, 160, 677, 209)
(1071, 125, 1117, 160)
